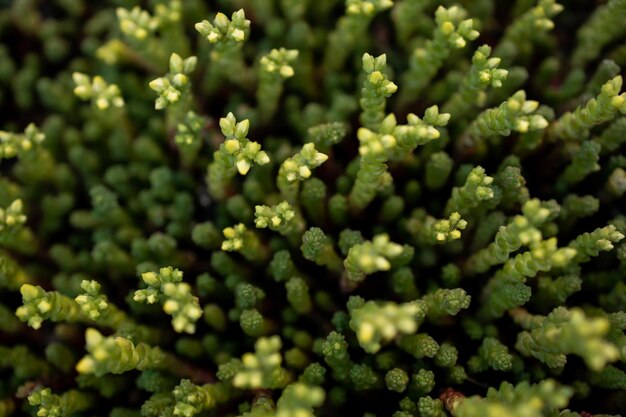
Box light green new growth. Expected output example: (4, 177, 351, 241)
(301, 227, 343, 272)
(220, 224, 248, 252)
(0, 123, 45, 159)
(195, 9, 250, 87)
(16, 284, 86, 329)
(349, 116, 398, 211)
(407, 210, 469, 246)
(275, 382, 325, 417)
(324, 0, 394, 71)
(116, 6, 158, 42)
(349, 300, 427, 353)
(72, 73, 124, 110)
(451, 380, 572, 417)
(195, 10, 249, 46)
(96, 5, 165, 68)
(393, 106, 450, 155)
(148, 53, 197, 110)
(480, 238, 577, 318)
(468, 337, 513, 372)
(568, 224, 624, 263)
(221, 223, 267, 262)
(551, 76, 626, 141)
(495, 0, 563, 64)
(225, 336, 291, 389)
(258, 48, 299, 121)
(172, 380, 228, 417)
(75, 280, 128, 329)
(350, 107, 449, 211)
(430, 212, 468, 244)
(28, 387, 92, 417)
(402, 5, 479, 98)
(154, 1, 184, 28)
(516, 307, 619, 370)
(573, 0, 626, 67)
(465, 199, 549, 274)
(194, 8, 249, 79)
(445, 166, 495, 215)
(277, 143, 328, 203)
(584, 58, 622, 97)
(468, 90, 548, 140)
(360, 53, 398, 131)
(5, 2, 626, 415)
(133, 267, 202, 334)
(347, 0, 394, 15)
(76, 328, 165, 376)
(254, 201, 298, 236)
(0, 199, 26, 233)
(443, 45, 508, 118)
(207, 112, 270, 200)
(344, 233, 404, 282)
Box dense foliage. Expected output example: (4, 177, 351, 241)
(1, 0, 626, 416)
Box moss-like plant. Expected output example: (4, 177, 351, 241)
(0, 1, 626, 417)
